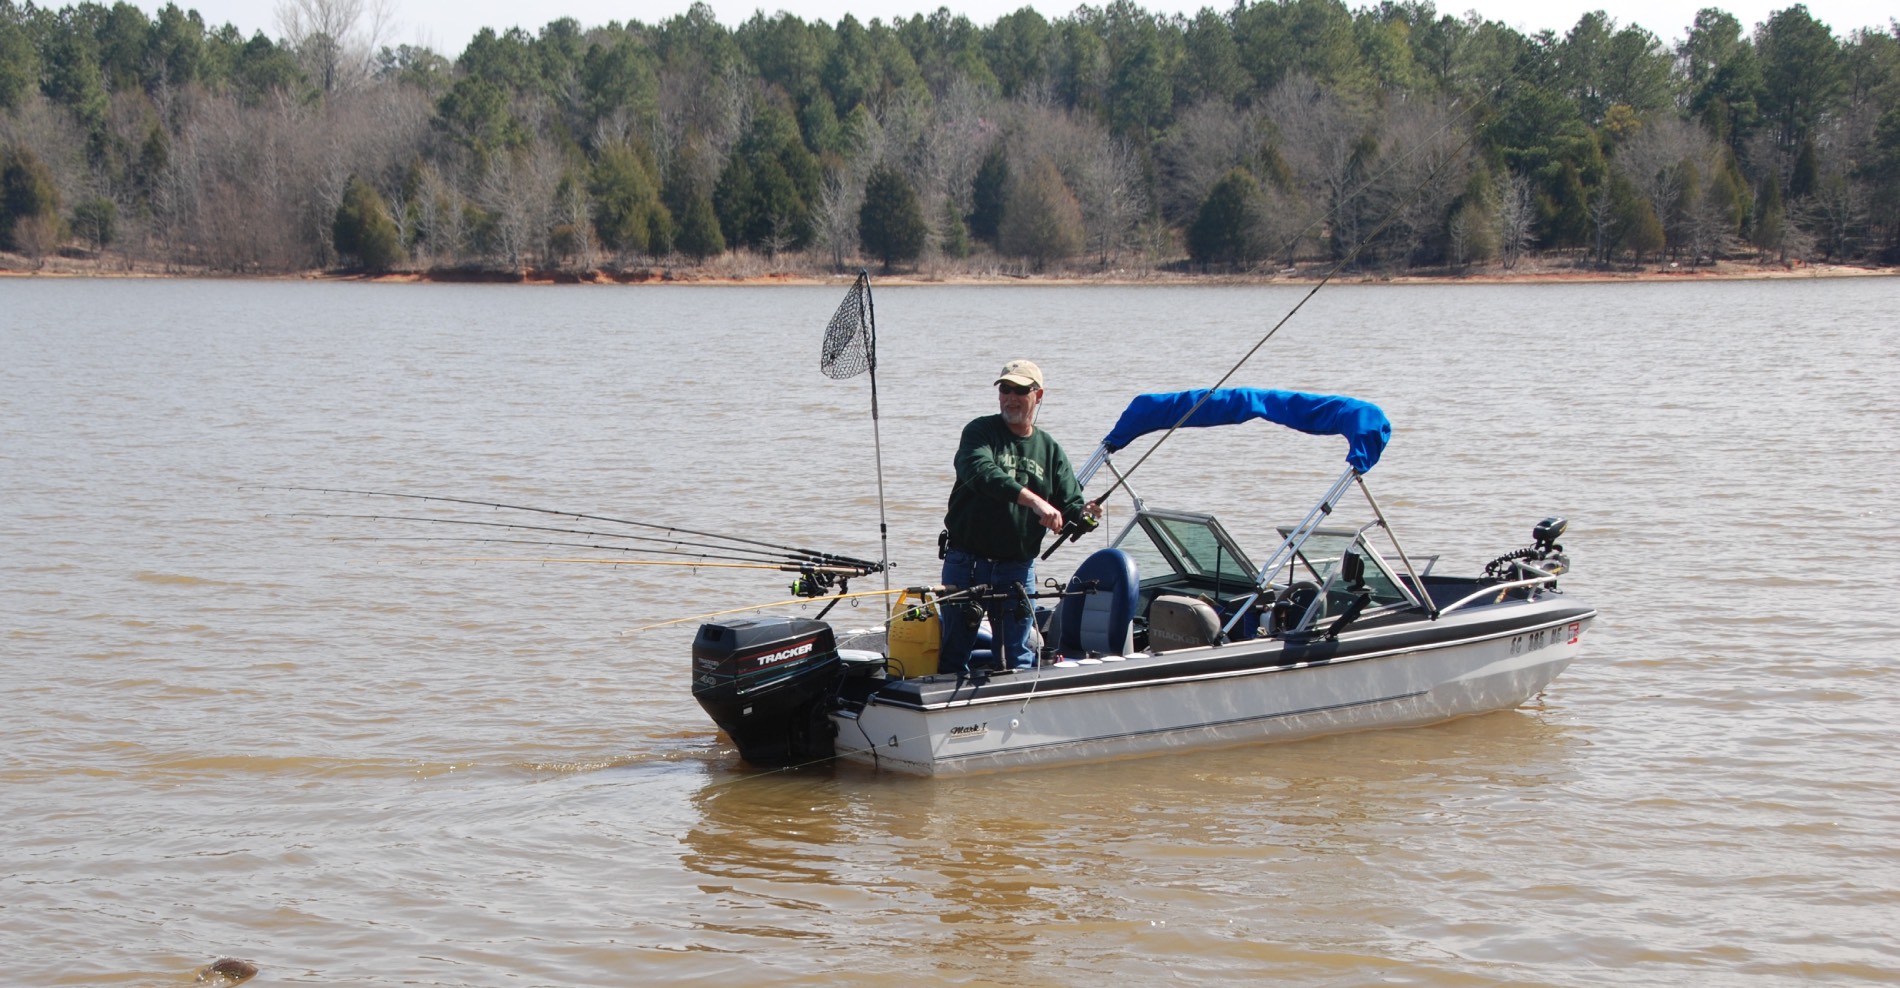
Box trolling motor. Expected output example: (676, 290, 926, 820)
(1484, 516, 1570, 583)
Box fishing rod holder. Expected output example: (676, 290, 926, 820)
(902, 580, 1103, 615)
(788, 560, 885, 598)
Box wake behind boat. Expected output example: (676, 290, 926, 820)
(690, 387, 1596, 776)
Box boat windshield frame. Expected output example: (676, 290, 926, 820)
(1102, 487, 1437, 637)
(1108, 509, 1257, 592)
(1092, 461, 1441, 640)
(1270, 521, 1428, 631)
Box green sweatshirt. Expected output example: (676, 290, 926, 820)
(944, 414, 1087, 561)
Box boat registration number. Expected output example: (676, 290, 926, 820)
(1509, 623, 1582, 656)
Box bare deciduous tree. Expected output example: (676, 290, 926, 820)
(1358, 99, 1473, 268)
(812, 168, 862, 271)
(915, 74, 998, 217)
(654, 63, 750, 198)
(552, 170, 594, 269)
(1154, 99, 1265, 225)
(168, 92, 329, 272)
(276, 0, 393, 94)
(1615, 115, 1706, 257)
(1071, 131, 1147, 265)
(477, 142, 564, 269)
(1448, 208, 1477, 268)
(411, 159, 470, 264)
(1266, 74, 1373, 265)
(1680, 180, 1741, 264)
(1805, 173, 1868, 261)
(1495, 171, 1536, 269)
(1588, 183, 1618, 266)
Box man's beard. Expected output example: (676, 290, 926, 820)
(1001, 405, 1034, 428)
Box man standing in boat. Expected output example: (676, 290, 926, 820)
(940, 359, 1100, 674)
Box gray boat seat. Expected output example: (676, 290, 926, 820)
(1148, 594, 1221, 652)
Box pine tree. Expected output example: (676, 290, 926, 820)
(1612, 175, 1665, 262)
(997, 157, 1084, 270)
(591, 143, 667, 256)
(858, 164, 926, 270)
(968, 145, 1009, 244)
(1, 145, 62, 253)
(333, 176, 403, 273)
(1540, 161, 1592, 250)
(1753, 168, 1788, 261)
(70, 197, 116, 252)
(673, 193, 726, 260)
(1187, 169, 1262, 269)
(1789, 137, 1819, 199)
(940, 198, 971, 258)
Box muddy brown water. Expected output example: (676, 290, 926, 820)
(3, 277, 1896, 985)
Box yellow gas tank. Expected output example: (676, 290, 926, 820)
(887, 590, 941, 678)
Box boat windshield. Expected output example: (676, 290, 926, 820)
(1280, 529, 1412, 608)
(1113, 512, 1256, 589)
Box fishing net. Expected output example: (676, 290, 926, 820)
(820, 273, 873, 380)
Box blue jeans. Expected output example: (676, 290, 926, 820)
(939, 549, 1036, 673)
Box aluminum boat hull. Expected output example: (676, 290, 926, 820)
(833, 599, 1594, 776)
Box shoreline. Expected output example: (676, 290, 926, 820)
(4, 253, 1894, 287)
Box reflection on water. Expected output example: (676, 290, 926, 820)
(2, 276, 1897, 985)
(669, 707, 1585, 980)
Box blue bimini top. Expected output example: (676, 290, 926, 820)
(1100, 388, 1391, 473)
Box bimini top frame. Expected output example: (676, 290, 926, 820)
(1076, 388, 1436, 641)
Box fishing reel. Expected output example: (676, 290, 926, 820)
(789, 559, 884, 598)
(1039, 513, 1102, 561)
(789, 568, 839, 598)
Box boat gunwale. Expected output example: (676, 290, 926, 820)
(859, 603, 1597, 712)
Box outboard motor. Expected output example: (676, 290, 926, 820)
(692, 617, 841, 767)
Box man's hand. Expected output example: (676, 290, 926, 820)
(1018, 488, 1065, 532)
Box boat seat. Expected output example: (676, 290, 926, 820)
(1055, 548, 1139, 657)
(1147, 594, 1221, 652)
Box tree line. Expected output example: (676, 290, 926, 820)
(2, 0, 1897, 276)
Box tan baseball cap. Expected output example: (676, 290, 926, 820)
(995, 359, 1044, 389)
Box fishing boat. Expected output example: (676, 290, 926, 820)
(689, 387, 1596, 776)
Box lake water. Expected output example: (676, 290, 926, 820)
(2, 275, 1897, 986)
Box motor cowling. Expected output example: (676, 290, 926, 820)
(691, 617, 841, 767)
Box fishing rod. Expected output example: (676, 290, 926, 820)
(291, 512, 838, 567)
(329, 536, 879, 573)
(629, 586, 909, 632)
(631, 577, 1106, 634)
(442, 556, 876, 574)
(263, 486, 881, 570)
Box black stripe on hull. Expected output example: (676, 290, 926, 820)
(867, 602, 1596, 711)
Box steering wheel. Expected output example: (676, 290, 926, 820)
(1271, 580, 1323, 633)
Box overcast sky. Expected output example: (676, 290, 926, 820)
(145, 0, 1898, 58)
